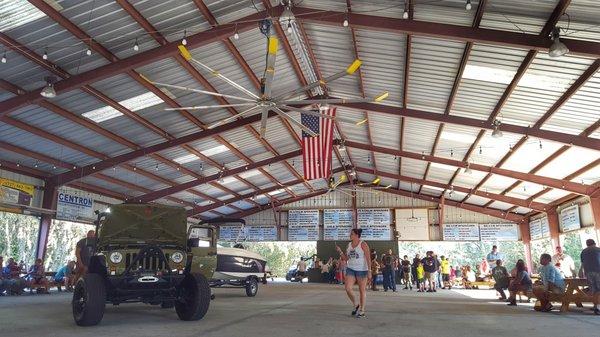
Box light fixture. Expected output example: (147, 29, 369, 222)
(403, 10, 409, 19)
(155, 163, 159, 171)
(86, 48, 92, 56)
(491, 119, 503, 138)
(549, 27, 569, 58)
(343, 12, 349, 27)
(287, 19, 293, 34)
(1, 52, 6, 64)
(133, 38, 139, 51)
(464, 162, 473, 175)
(42, 49, 48, 60)
(234, 25, 239, 40)
(181, 29, 187, 46)
(466, 0, 472, 10)
(280, 1, 295, 22)
(40, 76, 57, 98)
(338, 140, 346, 151)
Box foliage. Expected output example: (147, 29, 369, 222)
(0, 211, 39, 267)
(218, 241, 316, 277)
(45, 220, 93, 271)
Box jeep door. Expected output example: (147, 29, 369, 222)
(187, 226, 217, 279)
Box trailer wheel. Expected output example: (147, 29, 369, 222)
(245, 277, 258, 297)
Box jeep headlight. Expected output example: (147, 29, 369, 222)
(171, 252, 184, 264)
(109, 252, 123, 264)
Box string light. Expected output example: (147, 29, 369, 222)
(479, 146, 482, 155)
(42, 48, 48, 60)
(539, 140, 543, 149)
(466, 0, 472, 11)
(133, 38, 139, 51)
(1, 52, 6, 64)
(287, 19, 293, 34)
(343, 13, 349, 27)
(421, 151, 425, 160)
(233, 25, 239, 40)
(403, 1, 409, 19)
(155, 163, 159, 171)
(181, 29, 187, 46)
(86, 48, 92, 56)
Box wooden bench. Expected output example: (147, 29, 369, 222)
(470, 280, 495, 289)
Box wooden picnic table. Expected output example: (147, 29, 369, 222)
(554, 278, 592, 312)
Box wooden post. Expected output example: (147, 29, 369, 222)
(36, 181, 56, 259)
(520, 220, 534, 273)
(546, 207, 562, 249)
(439, 195, 445, 233)
(590, 197, 600, 242)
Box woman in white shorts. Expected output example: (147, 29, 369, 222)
(336, 228, 372, 318)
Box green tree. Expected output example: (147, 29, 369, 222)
(0, 211, 39, 267)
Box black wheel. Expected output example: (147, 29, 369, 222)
(245, 277, 258, 297)
(160, 301, 175, 309)
(175, 273, 210, 321)
(72, 274, 106, 326)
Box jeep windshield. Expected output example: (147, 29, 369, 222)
(97, 204, 187, 247)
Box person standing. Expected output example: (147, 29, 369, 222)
(422, 251, 439, 292)
(552, 246, 576, 278)
(580, 239, 600, 315)
(491, 260, 509, 300)
(416, 261, 425, 292)
(401, 255, 412, 290)
(412, 253, 421, 289)
(297, 258, 307, 283)
(74, 230, 96, 282)
(336, 228, 372, 318)
(533, 253, 565, 312)
(440, 256, 452, 289)
(381, 249, 397, 292)
(370, 252, 380, 291)
(486, 245, 504, 265)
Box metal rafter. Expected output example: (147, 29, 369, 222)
(222, 189, 328, 220)
(341, 140, 593, 195)
(399, 0, 413, 189)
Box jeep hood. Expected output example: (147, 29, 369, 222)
(97, 204, 187, 247)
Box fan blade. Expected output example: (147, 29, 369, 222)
(277, 105, 359, 124)
(207, 106, 259, 129)
(337, 189, 354, 198)
(279, 92, 388, 106)
(178, 45, 259, 99)
(260, 106, 269, 138)
(272, 107, 318, 137)
(165, 103, 256, 111)
(262, 36, 278, 99)
(274, 59, 363, 100)
(140, 76, 256, 102)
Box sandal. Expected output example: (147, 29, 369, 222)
(351, 305, 360, 316)
(356, 311, 365, 318)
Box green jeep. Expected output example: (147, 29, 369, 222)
(72, 204, 216, 326)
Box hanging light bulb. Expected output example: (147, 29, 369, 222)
(42, 49, 48, 60)
(464, 162, 473, 175)
(466, 0, 472, 10)
(343, 12, 349, 27)
(86, 48, 92, 56)
(491, 119, 503, 138)
(40, 76, 57, 98)
(234, 31, 239, 40)
(287, 19, 293, 34)
(549, 27, 569, 58)
(133, 38, 139, 51)
(155, 163, 159, 171)
(181, 29, 187, 46)
(1, 52, 7, 64)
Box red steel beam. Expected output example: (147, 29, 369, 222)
(0, 160, 49, 180)
(341, 140, 592, 195)
(336, 102, 600, 151)
(291, 6, 600, 58)
(355, 166, 549, 212)
(0, 4, 275, 116)
(376, 187, 525, 223)
(133, 150, 301, 203)
(223, 189, 329, 220)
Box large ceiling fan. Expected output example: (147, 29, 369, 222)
(141, 19, 388, 138)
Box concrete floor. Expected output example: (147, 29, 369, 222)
(1, 283, 599, 337)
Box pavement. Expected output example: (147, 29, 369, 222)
(1, 282, 599, 337)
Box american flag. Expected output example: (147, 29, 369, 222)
(301, 107, 336, 180)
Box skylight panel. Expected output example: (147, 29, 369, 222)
(440, 131, 477, 143)
(82, 92, 164, 123)
(173, 154, 199, 164)
(430, 162, 457, 171)
(0, 0, 55, 32)
(462, 64, 570, 91)
(200, 145, 229, 157)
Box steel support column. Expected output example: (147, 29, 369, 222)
(590, 197, 600, 242)
(546, 208, 562, 249)
(520, 220, 534, 273)
(36, 182, 56, 259)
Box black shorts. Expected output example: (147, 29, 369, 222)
(297, 271, 306, 277)
(442, 274, 450, 282)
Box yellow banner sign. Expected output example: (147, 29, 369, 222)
(0, 178, 34, 208)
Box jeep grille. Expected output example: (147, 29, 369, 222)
(125, 252, 170, 271)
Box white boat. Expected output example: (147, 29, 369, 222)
(210, 245, 269, 297)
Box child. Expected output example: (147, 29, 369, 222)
(416, 261, 425, 292)
(27, 258, 49, 294)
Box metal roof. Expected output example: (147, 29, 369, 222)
(1, 0, 599, 222)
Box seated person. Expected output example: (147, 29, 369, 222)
(3, 258, 26, 295)
(476, 259, 490, 281)
(507, 259, 533, 306)
(27, 258, 49, 293)
(54, 261, 76, 291)
(531, 254, 565, 312)
(492, 260, 510, 300)
(463, 265, 476, 289)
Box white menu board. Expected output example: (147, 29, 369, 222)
(480, 223, 519, 241)
(530, 217, 550, 240)
(245, 226, 278, 241)
(540, 217, 550, 238)
(560, 205, 581, 233)
(357, 209, 391, 240)
(288, 210, 320, 241)
(443, 223, 480, 241)
(323, 209, 353, 241)
(219, 226, 277, 241)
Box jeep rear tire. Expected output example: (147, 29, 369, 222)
(175, 274, 210, 321)
(72, 274, 106, 326)
(245, 277, 258, 297)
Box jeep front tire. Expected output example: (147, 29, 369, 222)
(72, 274, 106, 326)
(175, 273, 210, 321)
